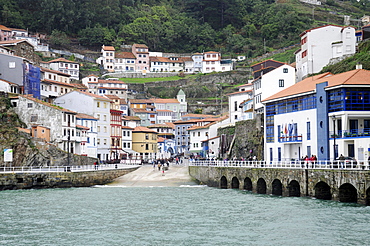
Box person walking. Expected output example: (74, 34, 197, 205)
(339, 154, 345, 169)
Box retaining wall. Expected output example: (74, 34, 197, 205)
(0, 167, 139, 190)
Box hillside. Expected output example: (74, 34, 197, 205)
(1, 0, 368, 59)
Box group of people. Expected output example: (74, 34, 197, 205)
(152, 158, 171, 172)
(303, 155, 317, 162)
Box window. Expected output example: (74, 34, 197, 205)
(234, 101, 238, 111)
(279, 79, 284, 87)
(9, 62, 15, 68)
(27, 103, 33, 108)
(97, 102, 100, 107)
(283, 68, 288, 73)
(307, 122, 311, 140)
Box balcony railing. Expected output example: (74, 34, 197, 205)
(278, 135, 303, 143)
(330, 128, 370, 138)
(189, 159, 367, 170)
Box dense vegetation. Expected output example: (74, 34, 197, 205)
(1, 0, 369, 57)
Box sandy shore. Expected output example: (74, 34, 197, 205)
(108, 165, 197, 187)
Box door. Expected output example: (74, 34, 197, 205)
(349, 119, 358, 135)
(348, 144, 355, 157)
(278, 147, 281, 162)
(270, 148, 273, 163)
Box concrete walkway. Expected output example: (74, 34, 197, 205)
(108, 164, 197, 187)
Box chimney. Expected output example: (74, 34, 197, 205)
(356, 63, 363, 69)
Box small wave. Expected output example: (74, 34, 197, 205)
(179, 185, 208, 188)
(93, 185, 127, 188)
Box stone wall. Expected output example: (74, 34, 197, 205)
(0, 166, 139, 190)
(189, 166, 370, 205)
(217, 116, 264, 160)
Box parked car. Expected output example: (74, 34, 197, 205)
(333, 156, 357, 168)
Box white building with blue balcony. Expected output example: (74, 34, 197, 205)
(262, 68, 370, 164)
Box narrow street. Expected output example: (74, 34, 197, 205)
(108, 164, 197, 187)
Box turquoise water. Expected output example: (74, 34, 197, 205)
(0, 186, 369, 246)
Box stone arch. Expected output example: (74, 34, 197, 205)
(167, 147, 174, 155)
(220, 176, 227, 189)
(339, 183, 357, 203)
(257, 178, 266, 194)
(272, 179, 283, 196)
(366, 187, 370, 206)
(231, 177, 240, 189)
(243, 177, 252, 191)
(288, 180, 301, 197)
(314, 181, 332, 200)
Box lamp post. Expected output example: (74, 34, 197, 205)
(67, 131, 70, 166)
(332, 115, 336, 160)
(115, 138, 118, 161)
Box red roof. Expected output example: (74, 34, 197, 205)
(47, 58, 77, 64)
(133, 126, 157, 133)
(263, 69, 370, 102)
(102, 46, 115, 51)
(116, 52, 136, 59)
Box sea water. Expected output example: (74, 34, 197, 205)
(1, 186, 369, 246)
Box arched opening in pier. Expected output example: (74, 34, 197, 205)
(339, 183, 357, 203)
(314, 181, 331, 200)
(220, 176, 228, 189)
(366, 187, 370, 206)
(243, 177, 252, 191)
(272, 179, 282, 196)
(288, 180, 301, 197)
(231, 177, 239, 189)
(257, 178, 266, 194)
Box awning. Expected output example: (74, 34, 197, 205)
(123, 149, 138, 154)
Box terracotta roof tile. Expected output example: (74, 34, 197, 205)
(133, 126, 157, 133)
(116, 52, 136, 59)
(263, 69, 370, 102)
(76, 113, 98, 120)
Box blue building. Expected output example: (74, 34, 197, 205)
(263, 69, 370, 164)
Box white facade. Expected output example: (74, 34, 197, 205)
(193, 54, 203, 72)
(254, 64, 296, 113)
(121, 126, 133, 152)
(0, 79, 21, 94)
(96, 45, 115, 72)
(47, 58, 80, 81)
(227, 83, 253, 124)
(266, 109, 318, 162)
(54, 91, 112, 161)
(76, 113, 98, 158)
(295, 25, 356, 81)
(202, 51, 221, 73)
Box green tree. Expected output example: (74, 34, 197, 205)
(78, 25, 116, 46)
(49, 30, 70, 47)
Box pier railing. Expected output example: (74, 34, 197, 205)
(189, 160, 368, 170)
(0, 162, 140, 174)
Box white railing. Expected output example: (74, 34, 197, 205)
(188, 160, 368, 170)
(0, 163, 140, 174)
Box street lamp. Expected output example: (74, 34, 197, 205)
(332, 115, 337, 160)
(115, 138, 118, 161)
(67, 130, 70, 167)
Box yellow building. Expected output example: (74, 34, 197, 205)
(132, 126, 158, 161)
